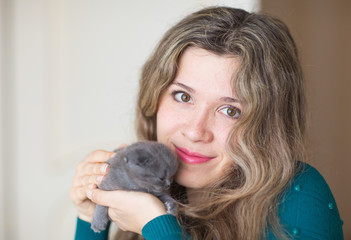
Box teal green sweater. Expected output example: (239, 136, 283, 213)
(74, 163, 344, 239)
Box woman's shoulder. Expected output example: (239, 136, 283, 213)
(277, 162, 344, 239)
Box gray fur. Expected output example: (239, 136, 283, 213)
(91, 141, 178, 233)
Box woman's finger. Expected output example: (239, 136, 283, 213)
(83, 150, 115, 164)
(70, 183, 95, 205)
(72, 174, 106, 188)
(87, 189, 168, 234)
(87, 189, 167, 218)
(70, 186, 86, 205)
(70, 149, 115, 223)
(117, 143, 128, 150)
(86, 188, 112, 207)
(78, 162, 110, 176)
(73, 172, 103, 186)
(72, 162, 108, 182)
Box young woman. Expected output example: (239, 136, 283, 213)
(70, 7, 344, 240)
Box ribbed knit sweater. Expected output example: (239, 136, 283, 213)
(74, 163, 344, 239)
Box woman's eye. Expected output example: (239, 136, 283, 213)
(219, 106, 241, 119)
(173, 91, 192, 103)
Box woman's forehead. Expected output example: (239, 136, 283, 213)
(174, 47, 240, 98)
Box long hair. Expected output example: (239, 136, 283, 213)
(117, 6, 306, 240)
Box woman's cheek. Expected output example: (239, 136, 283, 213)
(156, 100, 180, 141)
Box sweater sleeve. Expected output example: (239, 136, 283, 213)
(74, 217, 110, 240)
(142, 214, 191, 240)
(273, 163, 344, 240)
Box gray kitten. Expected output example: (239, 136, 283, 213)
(91, 141, 179, 233)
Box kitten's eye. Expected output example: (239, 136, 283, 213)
(219, 106, 241, 119)
(136, 156, 150, 166)
(173, 91, 192, 103)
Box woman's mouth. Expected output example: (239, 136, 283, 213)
(174, 146, 215, 164)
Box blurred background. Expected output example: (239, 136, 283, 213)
(261, 1, 351, 239)
(0, 0, 349, 239)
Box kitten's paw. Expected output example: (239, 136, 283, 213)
(165, 201, 178, 215)
(91, 220, 108, 233)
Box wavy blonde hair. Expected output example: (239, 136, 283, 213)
(116, 6, 306, 240)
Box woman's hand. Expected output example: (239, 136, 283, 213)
(70, 150, 114, 222)
(87, 189, 168, 235)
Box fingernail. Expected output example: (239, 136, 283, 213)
(87, 190, 92, 199)
(100, 164, 109, 174)
(88, 184, 95, 190)
(97, 175, 104, 183)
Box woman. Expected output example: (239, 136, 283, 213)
(70, 6, 344, 240)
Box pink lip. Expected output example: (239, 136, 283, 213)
(175, 146, 214, 164)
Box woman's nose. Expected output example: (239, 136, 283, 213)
(182, 108, 214, 143)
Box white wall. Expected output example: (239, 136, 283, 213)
(0, 0, 260, 239)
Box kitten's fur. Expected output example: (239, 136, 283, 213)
(91, 141, 178, 233)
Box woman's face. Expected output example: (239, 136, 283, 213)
(156, 47, 241, 189)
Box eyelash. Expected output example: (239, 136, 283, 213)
(171, 90, 241, 119)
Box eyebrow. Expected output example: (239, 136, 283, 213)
(172, 82, 195, 93)
(220, 96, 240, 103)
(172, 81, 240, 103)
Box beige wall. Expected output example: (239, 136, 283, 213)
(261, 1, 351, 239)
(0, 0, 4, 238)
